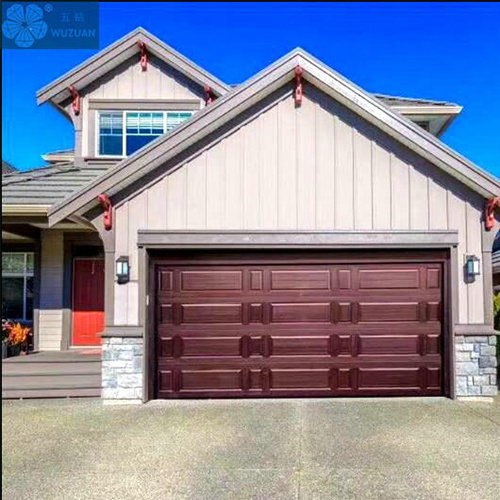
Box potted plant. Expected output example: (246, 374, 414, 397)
(6, 322, 31, 357)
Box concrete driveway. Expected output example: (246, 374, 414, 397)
(2, 398, 500, 500)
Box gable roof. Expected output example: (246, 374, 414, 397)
(47, 47, 500, 226)
(3, 163, 108, 208)
(36, 27, 230, 106)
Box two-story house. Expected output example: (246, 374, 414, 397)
(2, 28, 499, 401)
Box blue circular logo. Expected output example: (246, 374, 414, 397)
(2, 3, 48, 48)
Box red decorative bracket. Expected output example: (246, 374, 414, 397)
(138, 41, 148, 71)
(68, 86, 80, 115)
(485, 197, 500, 231)
(294, 65, 303, 106)
(204, 85, 215, 106)
(98, 194, 113, 231)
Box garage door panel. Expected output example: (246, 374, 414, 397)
(157, 265, 442, 295)
(359, 269, 420, 289)
(157, 290, 441, 301)
(359, 368, 420, 388)
(157, 322, 441, 335)
(358, 335, 422, 355)
(158, 370, 174, 392)
(270, 369, 331, 389)
(158, 369, 244, 393)
(425, 335, 441, 355)
(270, 270, 331, 290)
(181, 304, 243, 324)
(426, 268, 441, 288)
(427, 302, 441, 322)
(154, 255, 445, 398)
(426, 367, 442, 389)
(162, 301, 441, 326)
(180, 271, 243, 291)
(359, 302, 422, 322)
(159, 271, 173, 291)
(158, 333, 442, 360)
(181, 369, 243, 391)
(157, 365, 442, 398)
(269, 336, 330, 357)
(159, 336, 243, 358)
(270, 303, 332, 323)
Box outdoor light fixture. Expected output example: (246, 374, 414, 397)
(116, 256, 130, 284)
(465, 255, 481, 279)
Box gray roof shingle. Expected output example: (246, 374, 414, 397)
(2, 163, 108, 206)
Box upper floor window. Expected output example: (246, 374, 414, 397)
(2, 252, 34, 322)
(98, 110, 193, 157)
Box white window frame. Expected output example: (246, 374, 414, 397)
(2, 252, 34, 322)
(95, 110, 125, 159)
(96, 110, 194, 158)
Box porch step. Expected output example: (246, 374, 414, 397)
(2, 388, 101, 399)
(3, 351, 101, 363)
(3, 362, 101, 376)
(3, 373, 101, 390)
(2, 350, 102, 399)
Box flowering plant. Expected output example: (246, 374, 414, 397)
(6, 322, 31, 346)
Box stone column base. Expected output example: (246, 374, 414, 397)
(455, 335, 498, 397)
(102, 337, 143, 401)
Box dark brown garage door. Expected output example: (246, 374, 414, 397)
(152, 251, 447, 399)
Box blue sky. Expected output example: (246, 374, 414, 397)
(2, 2, 500, 178)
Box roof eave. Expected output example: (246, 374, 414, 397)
(392, 105, 463, 116)
(2, 204, 50, 216)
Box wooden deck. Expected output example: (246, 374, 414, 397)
(2, 350, 102, 399)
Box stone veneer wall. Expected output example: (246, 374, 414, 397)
(455, 335, 498, 397)
(102, 338, 143, 400)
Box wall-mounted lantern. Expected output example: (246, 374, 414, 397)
(116, 256, 130, 284)
(465, 255, 481, 279)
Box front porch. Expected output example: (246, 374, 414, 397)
(2, 223, 106, 350)
(2, 349, 101, 399)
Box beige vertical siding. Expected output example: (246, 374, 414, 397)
(38, 230, 64, 350)
(114, 85, 485, 326)
(81, 55, 204, 157)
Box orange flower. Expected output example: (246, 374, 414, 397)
(8, 323, 31, 346)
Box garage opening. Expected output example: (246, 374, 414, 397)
(149, 250, 449, 399)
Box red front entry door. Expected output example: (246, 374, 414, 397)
(72, 259, 105, 346)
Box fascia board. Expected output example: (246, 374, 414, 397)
(392, 105, 463, 116)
